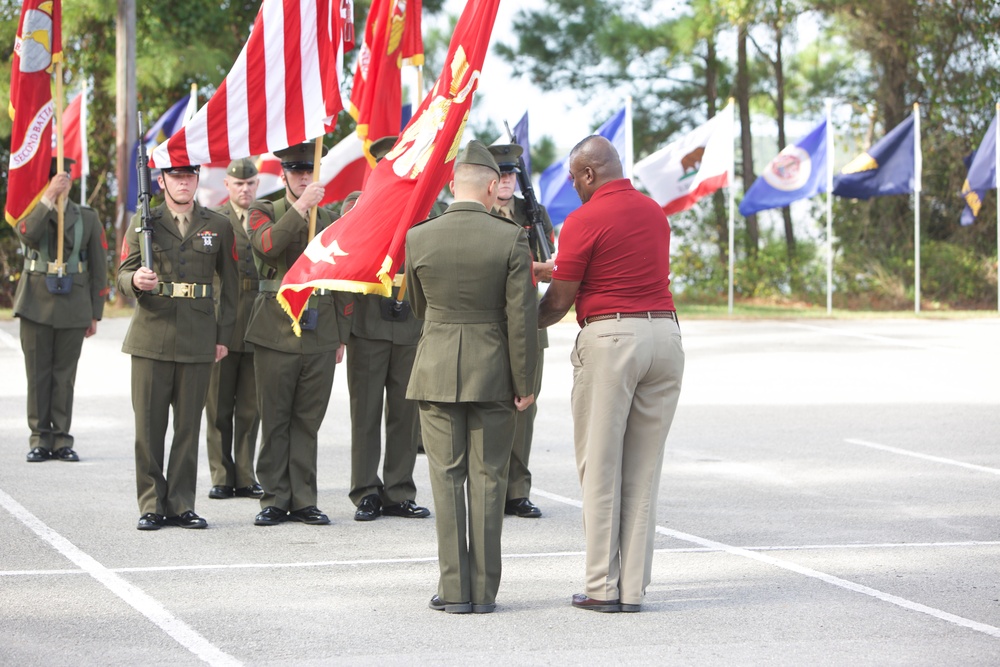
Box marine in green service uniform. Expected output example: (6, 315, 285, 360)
(346, 135, 430, 522)
(488, 143, 555, 519)
(118, 163, 238, 531)
(14, 158, 108, 463)
(245, 142, 353, 528)
(205, 157, 264, 501)
(405, 141, 538, 614)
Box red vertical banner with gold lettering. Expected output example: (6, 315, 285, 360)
(277, 0, 501, 335)
(349, 0, 424, 167)
(6, 0, 62, 226)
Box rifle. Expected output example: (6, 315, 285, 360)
(503, 120, 551, 261)
(136, 114, 154, 272)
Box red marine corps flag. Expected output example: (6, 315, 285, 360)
(150, 0, 350, 168)
(349, 0, 424, 167)
(6, 0, 62, 226)
(277, 0, 501, 335)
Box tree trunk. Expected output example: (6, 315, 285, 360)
(773, 4, 796, 263)
(706, 36, 728, 265)
(115, 0, 137, 270)
(737, 23, 759, 256)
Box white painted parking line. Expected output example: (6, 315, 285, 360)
(784, 322, 949, 351)
(654, 523, 1000, 638)
(845, 438, 1000, 476)
(0, 328, 19, 350)
(539, 486, 1000, 639)
(0, 488, 242, 667)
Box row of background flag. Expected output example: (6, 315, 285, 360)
(58, 87, 998, 227)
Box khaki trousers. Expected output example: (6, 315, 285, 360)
(571, 317, 684, 605)
(20, 318, 86, 451)
(419, 400, 515, 606)
(205, 349, 260, 487)
(254, 346, 337, 512)
(131, 357, 213, 516)
(508, 348, 543, 500)
(346, 335, 420, 505)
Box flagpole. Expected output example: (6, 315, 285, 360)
(825, 98, 834, 315)
(80, 78, 89, 206)
(913, 103, 922, 314)
(728, 99, 736, 315)
(308, 137, 323, 241)
(624, 96, 634, 179)
(54, 60, 66, 274)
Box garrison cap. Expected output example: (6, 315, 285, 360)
(341, 190, 362, 215)
(275, 142, 328, 170)
(161, 164, 200, 175)
(487, 144, 522, 174)
(456, 140, 500, 177)
(369, 136, 397, 163)
(227, 157, 258, 179)
(49, 157, 76, 177)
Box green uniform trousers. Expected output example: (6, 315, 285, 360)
(508, 348, 544, 500)
(131, 357, 213, 516)
(20, 318, 87, 452)
(419, 399, 515, 606)
(254, 346, 337, 511)
(347, 335, 420, 505)
(205, 349, 260, 488)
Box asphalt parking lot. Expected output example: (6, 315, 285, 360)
(1, 315, 998, 665)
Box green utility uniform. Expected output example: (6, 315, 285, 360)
(205, 200, 261, 491)
(118, 202, 238, 517)
(405, 193, 538, 608)
(245, 198, 353, 513)
(14, 199, 107, 455)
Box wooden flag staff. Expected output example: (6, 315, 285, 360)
(307, 136, 324, 241)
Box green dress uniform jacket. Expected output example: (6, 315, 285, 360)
(495, 196, 555, 501)
(245, 197, 353, 512)
(117, 202, 238, 517)
(14, 199, 107, 452)
(204, 202, 262, 489)
(404, 200, 538, 607)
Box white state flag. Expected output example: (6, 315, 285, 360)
(634, 102, 734, 215)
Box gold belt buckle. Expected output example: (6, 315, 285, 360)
(173, 282, 194, 298)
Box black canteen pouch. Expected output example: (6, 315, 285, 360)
(300, 307, 319, 331)
(45, 274, 73, 294)
(380, 296, 410, 321)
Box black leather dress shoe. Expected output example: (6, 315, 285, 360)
(572, 593, 621, 613)
(53, 447, 79, 462)
(255, 506, 288, 526)
(166, 511, 208, 529)
(234, 483, 264, 499)
(208, 485, 235, 499)
(504, 497, 542, 518)
(428, 595, 472, 614)
(354, 494, 381, 521)
(288, 506, 330, 525)
(381, 499, 430, 518)
(472, 602, 496, 614)
(137, 513, 166, 531)
(26, 447, 52, 463)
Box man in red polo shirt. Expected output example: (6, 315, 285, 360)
(538, 135, 685, 614)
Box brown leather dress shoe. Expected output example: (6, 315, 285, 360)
(572, 593, 621, 613)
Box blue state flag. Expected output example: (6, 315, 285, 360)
(126, 97, 195, 213)
(833, 114, 915, 199)
(540, 106, 627, 226)
(960, 111, 997, 225)
(739, 119, 828, 216)
(512, 111, 531, 179)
